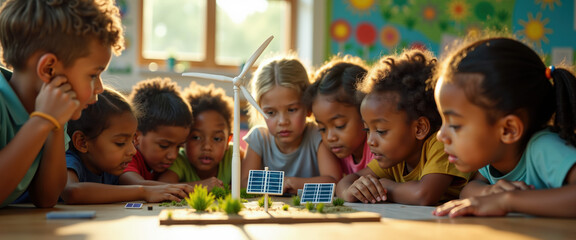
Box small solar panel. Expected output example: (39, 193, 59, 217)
(300, 183, 335, 204)
(246, 170, 284, 195)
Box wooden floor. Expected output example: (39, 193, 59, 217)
(1, 199, 575, 239)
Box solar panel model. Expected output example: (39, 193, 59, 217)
(246, 169, 285, 195)
(300, 183, 335, 204)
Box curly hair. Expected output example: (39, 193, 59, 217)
(0, 0, 124, 69)
(183, 81, 233, 133)
(67, 87, 132, 151)
(359, 49, 440, 135)
(303, 55, 368, 112)
(129, 78, 193, 134)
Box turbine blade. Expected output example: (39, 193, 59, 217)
(240, 85, 268, 119)
(237, 35, 274, 80)
(182, 72, 234, 82)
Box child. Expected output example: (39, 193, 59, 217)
(119, 78, 194, 187)
(159, 82, 237, 191)
(304, 55, 372, 176)
(0, 0, 124, 208)
(335, 49, 471, 205)
(432, 37, 576, 217)
(62, 88, 191, 204)
(241, 56, 342, 195)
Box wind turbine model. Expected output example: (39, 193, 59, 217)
(182, 36, 273, 199)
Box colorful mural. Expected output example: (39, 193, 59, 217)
(327, 0, 576, 65)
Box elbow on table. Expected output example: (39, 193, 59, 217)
(411, 190, 441, 206)
(59, 186, 84, 205)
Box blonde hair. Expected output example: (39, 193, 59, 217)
(0, 0, 124, 70)
(248, 55, 310, 126)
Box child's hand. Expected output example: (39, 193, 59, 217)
(197, 177, 223, 192)
(432, 194, 509, 217)
(283, 177, 297, 194)
(347, 175, 387, 203)
(485, 179, 534, 195)
(35, 75, 80, 125)
(143, 184, 191, 203)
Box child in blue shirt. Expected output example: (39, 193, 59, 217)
(0, 0, 124, 208)
(432, 37, 576, 217)
(62, 88, 191, 204)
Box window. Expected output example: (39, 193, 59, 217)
(140, 0, 296, 70)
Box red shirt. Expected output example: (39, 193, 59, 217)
(124, 150, 158, 180)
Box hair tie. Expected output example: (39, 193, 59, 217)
(545, 65, 555, 79)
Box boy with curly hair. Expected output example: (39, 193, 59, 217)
(159, 82, 239, 192)
(120, 78, 194, 190)
(0, 0, 124, 208)
(335, 49, 472, 205)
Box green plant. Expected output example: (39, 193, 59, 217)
(282, 204, 289, 211)
(159, 199, 186, 207)
(240, 188, 258, 199)
(220, 195, 244, 214)
(332, 198, 345, 206)
(316, 203, 325, 213)
(305, 202, 315, 211)
(291, 195, 301, 206)
(258, 196, 273, 207)
(185, 185, 215, 212)
(211, 186, 228, 199)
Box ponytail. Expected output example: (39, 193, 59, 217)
(551, 68, 576, 146)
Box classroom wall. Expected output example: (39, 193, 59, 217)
(326, 0, 576, 65)
(104, 0, 327, 96)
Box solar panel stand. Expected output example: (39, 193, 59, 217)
(264, 167, 269, 213)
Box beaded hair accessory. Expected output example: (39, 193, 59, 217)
(545, 65, 555, 79)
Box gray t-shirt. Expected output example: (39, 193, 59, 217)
(66, 150, 119, 185)
(243, 122, 321, 177)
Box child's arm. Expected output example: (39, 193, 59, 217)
(28, 129, 67, 208)
(434, 165, 576, 217)
(336, 167, 386, 203)
(0, 77, 78, 207)
(157, 170, 223, 191)
(62, 170, 190, 204)
(460, 173, 534, 198)
(283, 143, 342, 194)
(377, 173, 455, 205)
(241, 147, 262, 189)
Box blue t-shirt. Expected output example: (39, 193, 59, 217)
(479, 129, 576, 189)
(0, 68, 42, 208)
(66, 150, 119, 184)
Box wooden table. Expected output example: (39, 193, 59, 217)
(1, 199, 575, 240)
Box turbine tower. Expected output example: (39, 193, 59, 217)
(182, 36, 273, 199)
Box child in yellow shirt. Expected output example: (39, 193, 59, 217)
(335, 49, 471, 205)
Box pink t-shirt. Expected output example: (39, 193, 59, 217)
(123, 150, 158, 180)
(340, 143, 373, 175)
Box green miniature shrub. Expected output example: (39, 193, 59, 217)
(258, 196, 273, 207)
(316, 203, 325, 213)
(186, 185, 215, 212)
(332, 198, 345, 206)
(240, 188, 258, 199)
(211, 186, 227, 200)
(220, 195, 244, 215)
(159, 199, 186, 207)
(305, 202, 315, 211)
(282, 204, 289, 211)
(291, 195, 301, 206)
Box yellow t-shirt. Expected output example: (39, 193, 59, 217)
(367, 133, 472, 202)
